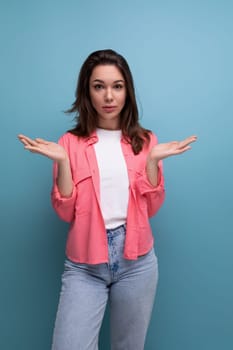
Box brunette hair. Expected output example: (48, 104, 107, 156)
(66, 49, 150, 154)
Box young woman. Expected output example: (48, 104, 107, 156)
(18, 49, 197, 350)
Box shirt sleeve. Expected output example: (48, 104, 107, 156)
(135, 133, 165, 218)
(50, 134, 77, 223)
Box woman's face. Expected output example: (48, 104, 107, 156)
(89, 64, 126, 130)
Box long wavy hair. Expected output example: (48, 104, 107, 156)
(66, 49, 150, 154)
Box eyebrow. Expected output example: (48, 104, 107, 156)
(92, 79, 125, 83)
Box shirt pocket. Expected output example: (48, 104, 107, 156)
(74, 167, 92, 184)
(73, 168, 93, 215)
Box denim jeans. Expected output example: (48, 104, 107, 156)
(51, 224, 158, 350)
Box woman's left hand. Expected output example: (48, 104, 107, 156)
(148, 135, 197, 162)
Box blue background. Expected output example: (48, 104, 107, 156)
(1, 0, 232, 349)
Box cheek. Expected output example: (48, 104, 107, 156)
(90, 94, 101, 109)
(119, 92, 126, 106)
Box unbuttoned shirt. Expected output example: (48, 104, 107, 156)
(51, 131, 165, 264)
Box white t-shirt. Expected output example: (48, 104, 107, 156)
(94, 128, 129, 229)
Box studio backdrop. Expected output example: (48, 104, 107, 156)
(0, 1, 232, 349)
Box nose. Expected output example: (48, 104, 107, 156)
(105, 88, 113, 102)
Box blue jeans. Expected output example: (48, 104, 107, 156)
(51, 225, 158, 350)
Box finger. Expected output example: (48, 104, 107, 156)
(178, 136, 197, 149)
(173, 146, 192, 155)
(186, 135, 197, 143)
(24, 145, 49, 156)
(18, 135, 29, 144)
(24, 145, 40, 151)
(18, 134, 32, 142)
(18, 134, 37, 145)
(24, 147, 39, 154)
(186, 135, 197, 144)
(18, 137, 36, 148)
(35, 138, 50, 145)
(20, 139, 30, 146)
(18, 134, 27, 139)
(24, 146, 56, 160)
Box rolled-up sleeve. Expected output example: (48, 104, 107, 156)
(136, 160, 165, 217)
(135, 132, 165, 218)
(50, 135, 77, 223)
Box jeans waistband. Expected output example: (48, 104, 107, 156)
(106, 224, 126, 238)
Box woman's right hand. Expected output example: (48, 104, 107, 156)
(18, 134, 68, 163)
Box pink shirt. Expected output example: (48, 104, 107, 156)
(51, 131, 165, 264)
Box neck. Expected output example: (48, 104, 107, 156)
(97, 119, 120, 130)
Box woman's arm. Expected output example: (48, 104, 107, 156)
(135, 134, 197, 218)
(18, 134, 77, 222)
(55, 157, 73, 198)
(18, 134, 74, 197)
(146, 158, 159, 187)
(146, 135, 197, 186)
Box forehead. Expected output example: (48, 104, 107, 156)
(90, 64, 124, 82)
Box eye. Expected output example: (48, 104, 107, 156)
(93, 84, 104, 90)
(114, 84, 124, 90)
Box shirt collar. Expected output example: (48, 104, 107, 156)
(85, 130, 130, 145)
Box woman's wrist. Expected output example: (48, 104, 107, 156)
(57, 155, 70, 166)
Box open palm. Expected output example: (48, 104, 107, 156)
(150, 135, 197, 161)
(18, 134, 67, 162)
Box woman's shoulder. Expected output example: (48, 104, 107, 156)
(59, 131, 87, 143)
(57, 132, 85, 150)
(145, 130, 158, 147)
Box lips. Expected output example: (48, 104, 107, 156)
(102, 106, 117, 113)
